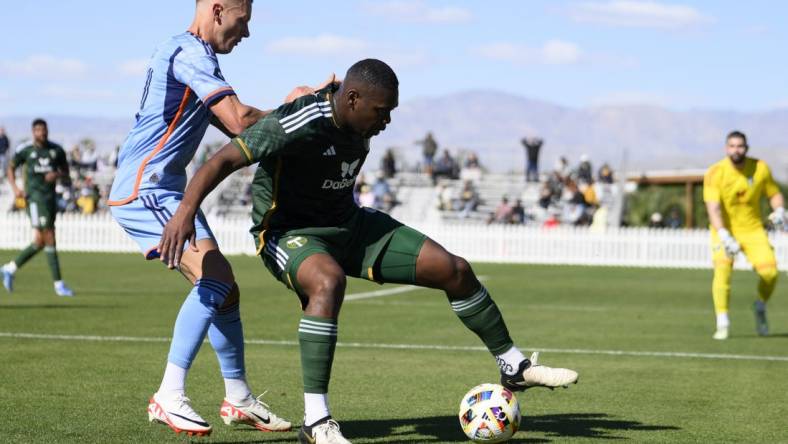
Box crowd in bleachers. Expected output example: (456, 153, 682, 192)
(411, 131, 619, 227)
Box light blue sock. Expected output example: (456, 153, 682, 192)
(167, 278, 229, 369)
(208, 285, 246, 379)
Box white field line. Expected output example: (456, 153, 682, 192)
(344, 275, 489, 301)
(1, 331, 787, 362)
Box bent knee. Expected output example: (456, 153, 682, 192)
(757, 266, 779, 283)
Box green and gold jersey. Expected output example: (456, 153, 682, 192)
(11, 141, 68, 201)
(232, 85, 371, 249)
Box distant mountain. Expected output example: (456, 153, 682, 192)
(3, 90, 786, 180)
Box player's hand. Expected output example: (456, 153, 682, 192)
(768, 207, 786, 231)
(44, 172, 58, 183)
(13, 188, 25, 199)
(283, 73, 341, 103)
(717, 228, 741, 258)
(158, 211, 198, 269)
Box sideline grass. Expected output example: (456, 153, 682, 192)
(1, 251, 786, 443)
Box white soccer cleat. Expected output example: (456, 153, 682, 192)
(754, 303, 768, 337)
(147, 392, 212, 437)
(298, 418, 352, 444)
(2, 266, 13, 293)
(54, 281, 74, 297)
(713, 327, 729, 340)
(501, 352, 578, 390)
(220, 393, 292, 432)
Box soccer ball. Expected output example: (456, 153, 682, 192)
(458, 383, 520, 443)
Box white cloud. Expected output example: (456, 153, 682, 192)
(472, 40, 583, 65)
(118, 58, 150, 77)
(265, 34, 368, 56)
(566, 1, 713, 28)
(0, 54, 88, 78)
(361, 0, 472, 24)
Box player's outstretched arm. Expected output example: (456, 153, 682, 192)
(6, 161, 23, 199)
(158, 144, 248, 269)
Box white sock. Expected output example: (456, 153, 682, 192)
(4, 262, 17, 274)
(54, 280, 64, 287)
(304, 393, 330, 426)
(495, 346, 527, 376)
(158, 362, 187, 396)
(225, 377, 253, 405)
(716, 313, 730, 329)
(754, 300, 766, 313)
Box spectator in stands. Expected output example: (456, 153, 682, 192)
(510, 199, 525, 224)
(547, 169, 565, 201)
(371, 171, 394, 211)
(79, 142, 99, 173)
(521, 137, 542, 182)
(598, 163, 614, 184)
(417, 131, 438, 174)
(380, 148, 397, 178)
(0, 127, 9, 178)
(649, 212, 665, 228)
(556, 156, 570, 180)
(458, 180, 479, 219)
(488, 196, 513, 224)
(460, 151, 482, 183)
(354, 172, 367, 204)
(666, 207, 683, 229)
(437, 184, 454, 211)
(69, 144, 82, 172)
(432, 149, 458, 184)
(538, 184, 553, 210)
(562, 180, 588, 225)
(579, 180, 598, 207)
(577, 154, 593, 183)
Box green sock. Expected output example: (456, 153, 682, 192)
(298, 316, 338, 394)
(14, 243, 41, 269)
(44, 246, 62, 281)
(450, 286, 513, 355)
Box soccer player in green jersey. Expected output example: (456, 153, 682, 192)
(3, 119, 75, 297)
(159, 59, 578, 444)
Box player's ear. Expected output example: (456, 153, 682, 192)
(213, 3, 224, 23)
(346, 89, 360, 111)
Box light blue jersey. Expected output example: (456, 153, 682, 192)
(109, 32, 234, 206)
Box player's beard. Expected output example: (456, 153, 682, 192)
(728, 153, 745, 165)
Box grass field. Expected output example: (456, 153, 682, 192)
(1, 251, 786, 443)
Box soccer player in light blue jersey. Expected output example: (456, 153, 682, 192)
(109, 0, 327, 436)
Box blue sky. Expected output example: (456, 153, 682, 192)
(2, 1, 786, 117)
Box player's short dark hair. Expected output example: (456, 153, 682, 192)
(726, 130, 748, 147)
(31, 118, 47, 128)
(345, 59, 398, 93)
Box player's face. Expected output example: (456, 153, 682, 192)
(32, 124, 48, 145)
(725, 136, 747, 165)
(214, 1, 251, 54)
(348, 86, 398, 138)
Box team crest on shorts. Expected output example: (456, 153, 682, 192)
(286, 236, 308, 249)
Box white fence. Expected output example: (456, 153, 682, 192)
(1, 212, 786, 270)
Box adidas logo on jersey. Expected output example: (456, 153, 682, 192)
(322, 146, 336, 156)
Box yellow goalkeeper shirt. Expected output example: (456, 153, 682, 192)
(703, 157, 780, 233)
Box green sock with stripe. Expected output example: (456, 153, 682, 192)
(45, 246, 62, 281)
(299, 316, 338, 394)
(451, 286, 513, 356)
(14, 243, 41, 269)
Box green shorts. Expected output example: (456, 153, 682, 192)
(260, 208, 427, 304)
(26, 198, 57, 229)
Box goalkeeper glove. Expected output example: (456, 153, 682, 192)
(717, 228, 741, 258)
(768, 207, 786, 230)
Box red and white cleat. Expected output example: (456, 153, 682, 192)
(220, 393, 292, 432)
(147, 392, 212, 437)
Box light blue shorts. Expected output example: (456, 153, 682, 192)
(110, 191, 215, 260)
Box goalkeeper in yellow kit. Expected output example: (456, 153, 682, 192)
(703, 131, 785, 340)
